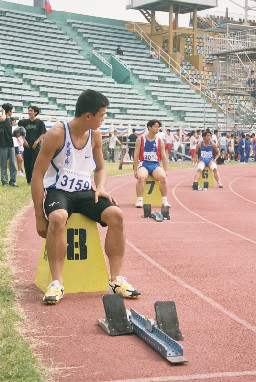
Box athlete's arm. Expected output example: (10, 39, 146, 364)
(212, 143, 220, 161)
(195, 142, 201, 161)
(160, 139, 168, 175)
(31, 123, 64, 238)
(133, 137, 141, 179)
(93, 130, 116, 204)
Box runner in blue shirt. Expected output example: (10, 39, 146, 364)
(193, 131, 223, 188)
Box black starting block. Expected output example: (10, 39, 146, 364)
(143, 204, 152, 218)
(161, 206, 171, 220)
(193, 182, 209, 191)
(203, 181, 209, 190)
(98, 295, 188, 364)
(143, 204, 170, 222)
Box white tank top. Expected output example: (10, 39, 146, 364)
(43, 122, 96, 192)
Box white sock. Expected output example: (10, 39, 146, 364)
(137, 197, 143, 202)
(162, 196, 167, 203)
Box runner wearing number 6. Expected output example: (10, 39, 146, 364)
(134, 119, 171, 208)
(31, 90, 141, 304)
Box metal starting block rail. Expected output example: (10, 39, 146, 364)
(97, 295, 188, 364)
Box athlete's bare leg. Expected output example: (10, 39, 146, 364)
(152, 166, 168, 197)
(101, 206, 125, 280)
(46, 209, 68, 285)
(136, 166, 149, 197)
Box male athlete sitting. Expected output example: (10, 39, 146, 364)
(31, 90, 141, 304)
(193, 131, 223, 188)
(133, 119, 170, 208)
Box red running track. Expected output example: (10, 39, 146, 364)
(11, 165, 256, 382)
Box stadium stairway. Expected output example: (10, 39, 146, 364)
(67, 18, 226, 125)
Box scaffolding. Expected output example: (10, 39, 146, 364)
(204, 23, 256, 130)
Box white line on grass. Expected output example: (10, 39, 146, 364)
(229, 176, 256, 205)
(103, 370, 256, 382)
(126, 240, 256, 334)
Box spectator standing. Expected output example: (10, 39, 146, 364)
(11, 117, 24, 176)
(108, 132, 121, 163)
(197, 129, 203, 142)
(211, 129, 219, 158)
(165, 129, 174, 161)
(244, 133, 251, 163)
(234, 136, 240, 161)
(251, 133, 256, 161)
(189, 130, 198, 165)
(218, 132, 228, 160)
(128, 128, 137, 161)
(173, 129, 185, 161)
(228, 134, 235, 161)
(18, 106, 46, 184)
(0, 103, 18, 187)
(239, 133, 246, 163)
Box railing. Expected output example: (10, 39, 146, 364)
(126, 22, 226, 114)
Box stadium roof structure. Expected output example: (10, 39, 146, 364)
(205, 23, 256, 34)
(127, 0, 218, 14)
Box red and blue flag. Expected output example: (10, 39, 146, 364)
(45, 0, 52, 14)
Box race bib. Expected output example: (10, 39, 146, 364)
(144, 151, 158, 161)
(201, 151, 212, 159)
(56, 168, 92, 192)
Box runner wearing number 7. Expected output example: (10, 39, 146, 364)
(31, 90, 141, 304)
(134, 119, 171, 208)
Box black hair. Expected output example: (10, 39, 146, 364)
(147, 119, 162, 128)
(241, 133, 245, 138)
(202, 131, 211, 137)
(2, 103, 13, 114)
(132, 128, 136, 133)
(196, 129, 201, 133)
(214, 129, 218, 134)
(28, 105, 40, 116)
(75, 89, 109, 117)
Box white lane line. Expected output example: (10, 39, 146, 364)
(125, 221, 208, 224)
(172, 179, 256, 245)
(103, 370, 256, 382)
(126, 240, 256, 334)
(229, 176, 256, 205)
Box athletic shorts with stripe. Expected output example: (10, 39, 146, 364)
(44, 188, 117, 227)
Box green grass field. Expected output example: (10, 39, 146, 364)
(0, 160, 248, 381)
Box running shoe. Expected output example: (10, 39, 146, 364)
(162, 201, 171, 207)
(108, 276, 141, 298)
(218, 183, 224, 188)
(43, 280, 64, 304)
(135, 199, 143, 208)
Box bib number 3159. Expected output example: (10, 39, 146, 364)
(60, 175, 90, 191)
(58, 168, 91, 191)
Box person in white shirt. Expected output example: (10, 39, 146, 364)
(173, 129, 185, 161)
(189, 130, 198, 165)
(218, 133, 228, 160)
(197, 129, 203, 142)
(156, 128, 166, 142)
(165, 129, 174, 161)
(108, 132, 121, 163)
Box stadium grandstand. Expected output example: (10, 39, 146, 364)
(0, 0, 256, 133)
